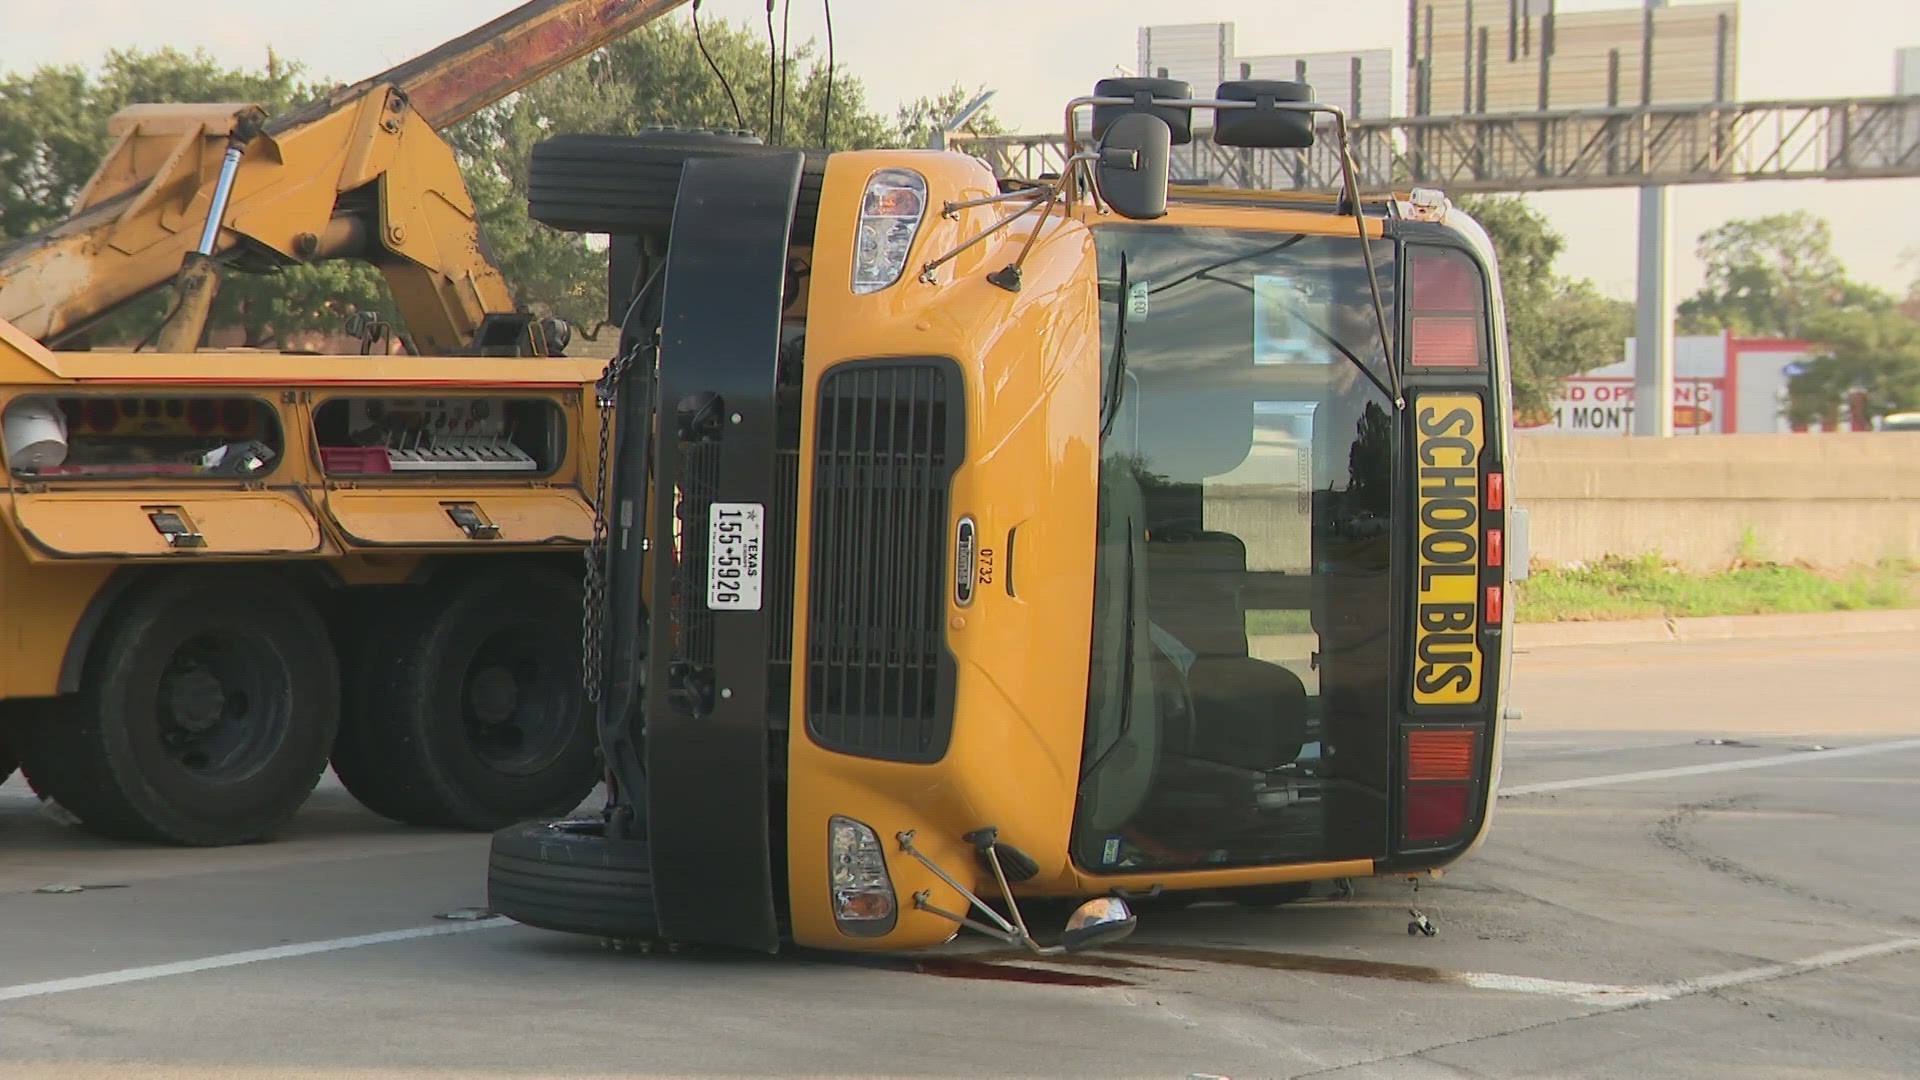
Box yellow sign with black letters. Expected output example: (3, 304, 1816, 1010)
(1412, 393, 1484, 706)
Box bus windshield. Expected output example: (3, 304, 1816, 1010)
(1073, 224, 1400, 875)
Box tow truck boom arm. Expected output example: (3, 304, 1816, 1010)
(0, 0, 690, 351)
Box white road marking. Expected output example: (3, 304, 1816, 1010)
(1396, 937, 1920, 1008)
(1456, 971, 1644, 1004)
(0, 917, 514, 1003)
(1500, 737, 1920, 797)
(1619, 936, 1920, 1006)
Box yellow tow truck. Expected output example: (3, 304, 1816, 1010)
(0, 0, 694, 844)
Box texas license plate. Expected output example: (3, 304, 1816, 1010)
(707, 502, 764, 611)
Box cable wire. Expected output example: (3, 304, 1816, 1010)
(778, 0, 792, 144)
(821, 0, 835, 147)
(691, 0, 744, 132)
(764, 1, 778, 142)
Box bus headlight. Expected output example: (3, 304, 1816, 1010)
(828, 816, 898, 934)
(851, 169, 926, 294)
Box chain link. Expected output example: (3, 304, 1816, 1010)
(581, 340, 648, 702)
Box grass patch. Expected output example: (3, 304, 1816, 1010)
(1515, 555, 1917, 623)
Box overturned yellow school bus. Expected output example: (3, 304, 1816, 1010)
(486, 77, 1526, 954)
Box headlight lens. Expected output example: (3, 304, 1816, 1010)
(828, 815, 897, 932)
(851, 169, 927, 295)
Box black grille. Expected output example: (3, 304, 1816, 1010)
(805, 360, 963, 762)
(767, 449, 801, 666)
(671, 441, 723, 668)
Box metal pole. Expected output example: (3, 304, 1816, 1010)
(195, 142, 247, 255)
(1632, 0, 1672, 437)
(929, 89, 996, 150)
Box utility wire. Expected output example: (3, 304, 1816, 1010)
(778, 0, 792, 144)
(691, 0, 744, 132)
(821, 0, 835, 147)
(764, 1, 778, 142)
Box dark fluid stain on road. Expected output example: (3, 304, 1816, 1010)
(901, 945, 1460, 988)
(1109, 943, 1461, 984)
(905, 956, 1133, 987)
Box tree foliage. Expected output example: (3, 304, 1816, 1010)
(892, 84, 1006, 149)
(1676, 211, 1890, 338)
(3, 16, 977, 347)
(1784, 307, 1920, 425)
(0, 48, 393, 347)
(1453, 194, 1633, 415)
(446, 16, 973, 334)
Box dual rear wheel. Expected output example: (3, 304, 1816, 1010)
(12, 568, 598, 845)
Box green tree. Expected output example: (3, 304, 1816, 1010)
(1676, 211, 1890, 338)
(892, 84, 1005, 149)
(1783, 307, 1920, 426)
(1454, 194, 1633, 415)
(0, 48, 392, 347)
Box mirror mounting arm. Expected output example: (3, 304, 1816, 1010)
(897, 829, 1135, 955)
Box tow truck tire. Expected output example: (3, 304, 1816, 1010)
(11, 571, 338, 846)
(488, 818, 659, 939)
(331, 570, 598, 831)
(529, 131, 828, 239)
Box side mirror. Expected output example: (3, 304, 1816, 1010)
(1059, 896, 1138, 953)
(1214, 80, 1316, 150)
(1096, 113, 1170, 221)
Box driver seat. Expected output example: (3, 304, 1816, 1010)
(1180, 656, 1309, 772)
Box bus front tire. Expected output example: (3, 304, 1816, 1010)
(331, 570, 600, 831)
(12, 571, 339, 846)
(487, 818, 659, 940)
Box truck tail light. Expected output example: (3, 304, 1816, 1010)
(1407, 728, 1477, 781)
(1402, 728, 1481, 845)
(1404, 784, 1472, 842)
(1485, 585, 1503, 624)
(1411, 316, 1480, 368)
(1486, 472, 1504, 511)
(1407, 246, 1488, 369)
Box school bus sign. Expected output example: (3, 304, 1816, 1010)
(1412, 393, 1485, 706)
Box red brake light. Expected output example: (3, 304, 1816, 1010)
(1486, 472, 1504, 511)
(1404, 783, 1471, 842)
(1486, 585, 1503, 624)
(1412, 316, 1480, 368)
(1486, 528, 1504, 567)
(1410, 248, 1480, 311)
(1407, 728, 1478, 781)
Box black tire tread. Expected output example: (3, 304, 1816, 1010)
(487, 819, 659, 938)
(330, 569, 598, 831)
(12, 571, 337, 846)
(529, 132, 828, 237)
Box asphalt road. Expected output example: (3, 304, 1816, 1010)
(3, 631, 1918, 1079)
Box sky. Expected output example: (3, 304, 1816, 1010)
(4, 0, 1918, 300)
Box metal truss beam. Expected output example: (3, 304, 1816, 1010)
(961, 95, 1920, 194)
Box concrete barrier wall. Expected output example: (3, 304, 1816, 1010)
(1511, 433, 1920, 568)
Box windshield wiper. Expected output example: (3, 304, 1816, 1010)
(1079, 515, 1137, 782)
(1098, 252, 1130, 440)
